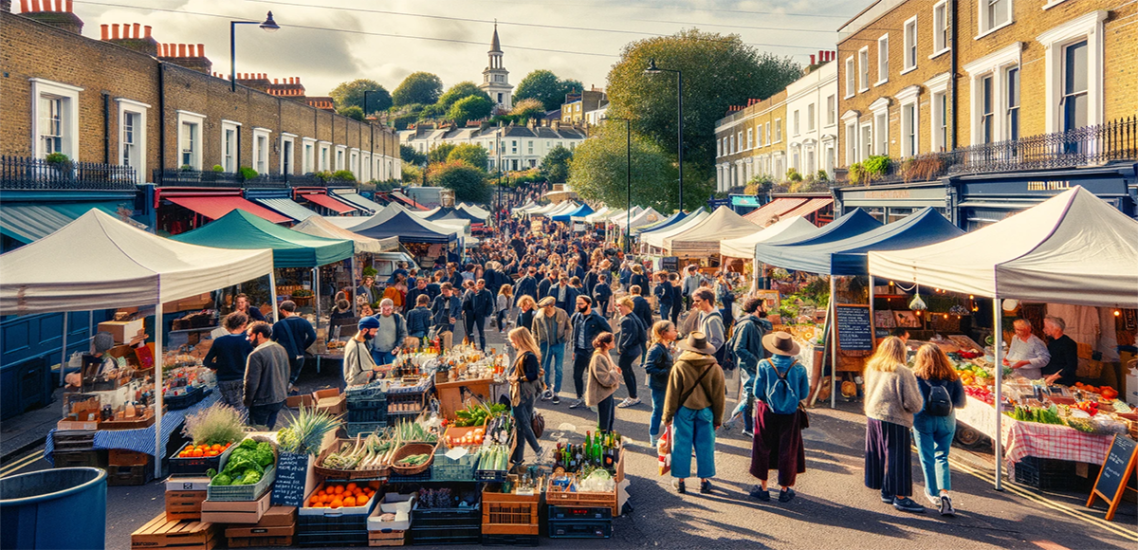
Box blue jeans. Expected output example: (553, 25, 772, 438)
(372, 349, 395, 366)
(912, 412, 956, 496)
(540, 342, 565, 393)
(730, 366, 757, 432)
(649, 387, 667, 440)
(248, 401, 284, 429)
(671, 406, 716, 479)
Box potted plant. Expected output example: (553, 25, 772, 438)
(291, 288, 314, 307)
(239, 166, 259, 181)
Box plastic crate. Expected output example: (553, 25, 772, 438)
(348, 406, 388, 424)
(1013, 456, 1089, 492)
(347, 421, 388, 438)
(481, 534, 538, 546)
(168, 442, 224, 476)
(107, 459, 156, 486)
(411, 505, 480, 529)
(409, 526, 481, 546)
(548, 505, 612, 521)
(431, 448, 480, 482)
(482, 501, 538, 536)
(346, 383, 387, 402)
(297, 530, 370, 547)
(299, 513, 372, 533)
(547, 519, 612, 539)
(51, 430, 96, 452)
(52, 449, 106, 469)
(388, 469, 432, 484)
(165, 387, 209, 410)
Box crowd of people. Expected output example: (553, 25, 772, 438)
(202, 205, 972, 517)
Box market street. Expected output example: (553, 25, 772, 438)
(3, 323, 1134, 550)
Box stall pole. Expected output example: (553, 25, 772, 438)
(269, 271, 279, 323)
(154, 301, 164, 480)
(992, 295, 1004, 491)
(313, 267, 322, 374)
(830, 276, 838, 409)
(350, 256, 359, 317)
(59, 314, 69, 387)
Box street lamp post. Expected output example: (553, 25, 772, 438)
(230, 12, 279, 92)
(644, 59, 684, 212)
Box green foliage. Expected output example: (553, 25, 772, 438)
(567, 123, 683, 212)
(438, 82, 490, 110)
(402, 163, 424, 183)
(848, 162, 865, 185)
(390, 113, 417, 130)
(400, 144, 427, 165)
(330, 79, 392, 114)
(430, 162, 489, 203)
(338, 105, 365, 121)
(863, 155, 891, 176)
(606, 29, 801, 203)
(447, 95, 494, 126)
(509, 98, 546, 119)
(514, 70, 584, 111)
(446, 143, 489, 171)
(238, 166, 258, 180)
(330, 170, 357, 183)
(45, 152, 70, 164)
(361, 266, 378, 278)
(539, 145, 573, 183)
(816, 169, 829, 182)
(785, 167, 803, 182)
(393, 72, 443, 106)
(426, 143, 457, 164)
(212, 164, 225, 172)
(417, 103, 446, 121)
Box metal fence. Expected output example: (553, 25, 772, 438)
(152, 169, 356, 188)
(1, 156, 137, 191)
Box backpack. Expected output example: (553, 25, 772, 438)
(764, 359, 801, 415)
(924, 380, 953, 417)
(722, 318, 755, 373)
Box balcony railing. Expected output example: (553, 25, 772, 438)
(837, 117, 1138, 186)
(1, 156, 137, 191)
(153, 169, 357, 188)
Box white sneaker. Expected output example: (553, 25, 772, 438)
(925, 493, 942, 508)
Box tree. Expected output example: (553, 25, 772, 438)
(330, 79, 392, 114)
(391, 112, 418, 130)
(606, 29, 800, 204)
(337, 105, 365, 121)
(426, 143, 456, 164)
(514, 70, 585, 111)
(539, 145, 572, 183)
(430, 162, 489, 203)
(447, 143, 489, 171)
(417, 103, 446, 121)
(392, 72, 444, 106)
(400, 144, 426, 166)
(567, 123, 689, 212)
(509, 98, 545, 120)
(438, 82, 490, 110)
(447, 95, 494, 126)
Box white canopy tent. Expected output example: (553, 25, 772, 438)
(529, 201, 565, 216)
(719, 215, 819, 259)
(610, 206, 642, 224)
(511, 200, 540, 216)
(543, 202, 580, 218)
(867, 187, 1138, 490)
(0, 210, 276, 478)
(458, 203, 490, 220)
(412, 206, 441, 219)
(583, 206, 613, 223)
(664, 206, 760, 257)
(613, 207, 663, 230)
(642, 209, 710, 249)
(292, 216, 399, 255)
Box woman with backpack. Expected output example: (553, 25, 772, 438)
(749, 331, 810, 503)
(910, 344, 966, 516)
(863, 336, 926, 514)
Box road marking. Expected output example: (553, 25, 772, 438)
(0, 450, 44, 477)
(1032, 541, 1071, 550)
(949, 456, 1138, 542)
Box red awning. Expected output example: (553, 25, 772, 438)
(781, 198, 834, 220)
(301, 193, 358, 214)
(745, 198, 806, 227)
(167, 195, 291, 224)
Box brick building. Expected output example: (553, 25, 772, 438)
(714, 91, 788, 192)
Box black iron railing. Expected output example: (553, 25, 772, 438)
(153, 168, 291, 188)
(1, 156, 137, 191)
(836, 117, 1138, 186)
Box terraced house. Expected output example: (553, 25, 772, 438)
(714, 91, 788, 193)
(833, 0, 1138, 227)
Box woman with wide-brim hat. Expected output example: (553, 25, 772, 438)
(663, 331, 726, 495)
(749, 331, 811, 504)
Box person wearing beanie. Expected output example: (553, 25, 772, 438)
(344, 316, 380, 386)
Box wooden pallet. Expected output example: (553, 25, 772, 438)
(368, 530, 407, 547)
(165, 491, 207, 522)
(131, 513, 220, 550)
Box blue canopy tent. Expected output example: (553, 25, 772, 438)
(635, 210, 688, 235)
(427, 207, 482, 224)
(350, 210, 458, 244)
(552, 203, 594, 222)
(757, 207, 882, 249)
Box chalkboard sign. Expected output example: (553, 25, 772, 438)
(835, 305, 874, 351)
(271, 451, 311, 507)
(661, 257, 679, 273)
(1086, 435, 1138, 521)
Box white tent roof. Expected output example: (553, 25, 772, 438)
(869, 187, 1138, 308)
(413, 206, 441, 218)
(665, 206, 760, 257)
(458, 203, 490, 220)
(529, 202, 563, 215)
(432, 218, 472, 236)
(610, 206, 642, 223)
(0, 210, 273, 315)
(719, 216, 819, 259)
(582, 206, 612, 223)
(543, 202, 579, 217)
(292, 216, 399, 255)
(642, 209, 711, 249)
(613, 207, 663, 230)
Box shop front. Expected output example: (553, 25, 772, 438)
(833, 181, 952, 224)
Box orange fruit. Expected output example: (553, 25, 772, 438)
(211, 444, 222, 452)
(205, 451, 218, 457)
(330, 498, 342, 509)
(333, 486, 344, 494)
(346, 483, 357, 492)
(343, 496, 356, 507)
(308, 498, 318, 507)
(191, 449, 204, 457)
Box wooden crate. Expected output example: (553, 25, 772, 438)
(110, 448, 150, 466)
(165, 491, 207, 522)
(546, 476, 618, 517)
(131, 513, 220, 550)
(481, 476, 541, 535)
(108, 458, 155, 486)
(227, 536, 292, 548)
(368, 530, 407, 547)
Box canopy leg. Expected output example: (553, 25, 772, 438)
(59, 313, 69, 387)
(269, 271, 279, 323)
(154, 302, 164, 480)
(992, 296, 1004, 491)
(830, 276, 838, 409)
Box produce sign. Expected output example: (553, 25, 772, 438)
(834, 305, 873, 352)
(1087, 435, 1138, 521)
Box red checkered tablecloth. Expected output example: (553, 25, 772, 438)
(955, 395, 1113, 469)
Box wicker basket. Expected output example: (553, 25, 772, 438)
(390, 443, 436, 476)
(314, 438, 392, 480)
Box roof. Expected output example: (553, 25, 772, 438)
(0, 210, 273, 315)
(291, 216, 399, 255)
(719, 216, 818, 259)
(490, 23, 502, 53)
(664, 206, 761, 257)
(349, 209, 458, 244)
(171, 209, 354, 268)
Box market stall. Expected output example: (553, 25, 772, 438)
(641, 208, 709, 250)
(0, 209, 275, 479)
(719, 215, 817, 259)
(634, 209, 689, 235)
(745, 197, 808, 227)
(457, 203, 491, 221)
(662, 206, 760, 259)
(552, 203, 594, 223)
(869, 187, 1138, 489)
(612, 207, 663, 233)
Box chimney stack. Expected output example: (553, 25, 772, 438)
(111, 23, 119, 39)
(144, 25, 151, 38)
(810, 54, 816, 65)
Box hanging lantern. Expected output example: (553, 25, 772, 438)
(1002, 299, 1019, 312)
(909, 294, 928, 311)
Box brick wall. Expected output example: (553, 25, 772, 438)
(0, 10, 401, 182)
(714, 91, 787, 185)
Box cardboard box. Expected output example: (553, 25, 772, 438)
(98, 319, 145, 344)
(57, 420, 100, 431)
(312, 388, 345, 415)
(252, 506, 297, 528)
(165, 490, 206, 522)
(201, 492, 271, 524)
(286, 393, 315, 409)
(166, 476, 212, 492)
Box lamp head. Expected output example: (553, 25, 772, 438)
(644, 58, 660, 75)
(260, 11, 280, 32)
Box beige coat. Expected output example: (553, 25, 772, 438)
(585, 350, 621, 407)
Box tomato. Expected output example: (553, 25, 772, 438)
(191, 449, 204, 457)
(205, 450, 218, 457)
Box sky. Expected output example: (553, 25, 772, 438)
(60, 0, 869, 98)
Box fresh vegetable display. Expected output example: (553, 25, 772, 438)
(392, 419, 438, 443)
(1074, 400, 1100, 417)
(208, 438, 275, 486)
(178, 442, 231, 458)
(397, 453, 431, 466)
(964, 385, 993, 405)
(478, 444, 511, 473)
(277, 405, 340, 456)
(182, 403, 245, 447)
(454, 402, 507, 427)
(322, 434, 392, 471)
(485, 413, 513, 445)
(1008, 405, 1064, 425)
(306, 481, 376, 509)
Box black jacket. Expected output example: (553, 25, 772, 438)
(630, 273, 649, 292)
(631, 295, 653, 329)
(548, 284, 579, 312)
(644, 342, 674, 391)
(406, 287, 431, 311)
(618, 314, 647, 356)
(431, 294, 462, 331)
(471, 289, 495, 318)
(654, 281, 674, 306)
(569, 310, 611, 351)
(514, 275, 538, 304)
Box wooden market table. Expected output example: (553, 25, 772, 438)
(436, 377, 508, 419)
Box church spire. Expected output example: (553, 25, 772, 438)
(490, 20, 501, 53)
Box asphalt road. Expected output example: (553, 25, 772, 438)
(3, 320, 1135, 549)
